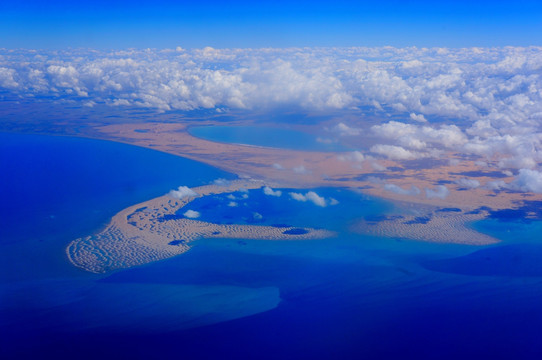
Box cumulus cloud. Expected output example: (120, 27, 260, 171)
(384, 184, 421, 196)
(508, 169, 542, 193)
(0, 67, 19, 89)
(370, 161, 387, 171)
(425, 185, 450, 199)
(183, 210, 200, 219)
(289, 191, 328, 207)
(371, 121, 467, 152)
(293, 165, 310, 174)
(290, 192, 308, 202)
(305, 192, 327, 207)
(486, 180, 507, 191)
(410, 113, 427, 123)
(455, 178, 481, 189)
(169, 186, 198, 199)
(370, 144, 418, 160)
(213, 178, 231, 186)
(338, 151, 365, 162)
(263, 186, 282, 197)
(331, 122, 361, 136)
(227, 201, 238, 207)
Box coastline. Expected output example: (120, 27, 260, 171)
(35, 121, 537, 271)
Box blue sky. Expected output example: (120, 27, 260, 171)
(1, 0, 541, 48)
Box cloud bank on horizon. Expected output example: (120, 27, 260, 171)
(1, 47, 540, 117)
(2, 46, 542, 192)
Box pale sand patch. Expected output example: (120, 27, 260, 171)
(352, 206, 498, 245)
(67, 179, 335, 273)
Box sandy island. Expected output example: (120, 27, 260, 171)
(67, 179, 335, 273)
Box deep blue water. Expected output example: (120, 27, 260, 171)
(2, 132, 542, 359)
(0, 132, 235, 281)
(189, 125, 348, 151)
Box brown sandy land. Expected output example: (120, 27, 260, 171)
(67, 179, 335, 273)
(94, 122, 542, 209)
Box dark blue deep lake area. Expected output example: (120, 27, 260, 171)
(2, 132, 542, 359)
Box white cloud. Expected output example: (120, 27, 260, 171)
(213, 178, 230, 186)
(305, 191, 327, 207)
(338, 151, 365, 162)
(367, 176, 385, 184)
(384, 184, 421, 196)
(331, 122, 361, 136)
(371, 121, 467, 152)
(370, 161, 387, 171)
(508, 169, 542, 193)
(272, 163, 284, 170)
(227, 201, 238, 207)
(288, 191, 328, 207)
(455, 178, 481, 189)
(183, 210, 200, 219)
(410, 113, 427, 123)
(0, 67, 19, 89)
(486, 180, 507, 190)
(169, 186, 198, 199)
(263, 186, 282, 197)
(425, 185, 450, 199)
(293, 165, 310, 174)
(1, 47, 540, 123)
(289, 192, 307, 202)
(372, 121, 417, 140)
(370, 144, 418, 160)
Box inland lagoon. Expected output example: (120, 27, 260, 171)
(189, 125, 348, 151)
(2, 132, 542, 359)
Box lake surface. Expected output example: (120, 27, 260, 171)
(2, 132, 542, 359)
(189, 125, 348, 151)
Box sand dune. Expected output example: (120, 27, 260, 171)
(353, 207, 498, 245)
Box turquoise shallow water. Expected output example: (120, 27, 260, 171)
(189, 125, 349, 151)
(2, 132, 542, 359)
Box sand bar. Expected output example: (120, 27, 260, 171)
(67, 179, 335, 273)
